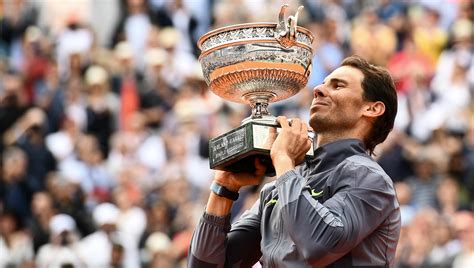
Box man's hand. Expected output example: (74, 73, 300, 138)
(270, 116, 312, 177)
(213, 158, 266, 192)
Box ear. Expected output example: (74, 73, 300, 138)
(362, 101, 385, 119)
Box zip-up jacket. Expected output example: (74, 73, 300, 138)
(189, 139, 401, 267)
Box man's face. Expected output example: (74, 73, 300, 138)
(309, 66, 367, 133)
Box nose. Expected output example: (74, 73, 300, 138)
(313, 84, 327, 98)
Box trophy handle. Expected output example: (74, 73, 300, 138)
(275, 5, 304, 48)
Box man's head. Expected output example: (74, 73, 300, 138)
(309, 55, 397, 154)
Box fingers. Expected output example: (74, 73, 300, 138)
(277, 116, 309, 137)
(276, 116, 289, 128)
(254, 158, 267, 176)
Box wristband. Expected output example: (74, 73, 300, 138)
(210, 182, 239, 201)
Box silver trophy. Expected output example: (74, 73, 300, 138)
(198, 5, 315, 175)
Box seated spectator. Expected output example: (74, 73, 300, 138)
(406, 152, 441, 210)
(36, 214, 83, 267)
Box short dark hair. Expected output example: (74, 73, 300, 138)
(341, 55, 397, 155)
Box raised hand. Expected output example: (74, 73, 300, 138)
(270, 116, 312, 177)
(213, 158, 267, 192)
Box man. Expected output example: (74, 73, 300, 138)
(189, 56, 401, 267)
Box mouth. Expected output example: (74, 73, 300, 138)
(311, 100, 329, 108)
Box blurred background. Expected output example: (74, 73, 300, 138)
(0, 0, 473, 267)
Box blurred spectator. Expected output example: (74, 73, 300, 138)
(429, 18, 473, 135)
(27, 192, 56, 253)
(452, 211, 474, 268)
(144, 231, 173, 267)
(34, 60, 65, 134)
(35, 213, 83, 267)
(0, 72, 29, 152)
(351, 7, 397, 66)
(44, 78, 86, 165)
(411, 6, 448, 65)
(0, 0, 38, 71)
(424, 215, 461, 267)
(84, 64, 118, 155)
(21, 26, 50, 105)
(0, 146, 35, 219)
(59, 135, 114, 207)
(90, 0, 120, 48)
(406, 152, 440, 210)
(436, 176, 469, 217)
(111, 41, 143, 132)
(78, 202, 137, 267)
(45, 172, 95, 238)
(140, 48, 175, 128)
(0, 211, 34, 267)
(388, 36, 436, 141)
(113, 187, 146, 268)
(375, 131, 415, 182)
(387, 35, 433, 95)
(396, 208, 438, 267)
(108, 112, 167, 192)
(112, 0, 152, 69)
(158, 27, 197, 89)
(55, 15, 93, 80)
(162, 130, 212, 191)
(5, 108, 56, 190)
(158, 0, 199, 57)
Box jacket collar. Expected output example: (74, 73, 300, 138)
(310, 139, 367, 172)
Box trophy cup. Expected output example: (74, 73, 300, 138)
(198, 5, 315, 176)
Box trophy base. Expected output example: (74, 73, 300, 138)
(209, 120, 314, 177)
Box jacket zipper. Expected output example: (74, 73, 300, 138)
(268, 215, 283, 268)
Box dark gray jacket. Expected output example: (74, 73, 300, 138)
(189, 139, 401, 267)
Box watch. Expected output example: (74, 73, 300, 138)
(210, 182, 239, 201)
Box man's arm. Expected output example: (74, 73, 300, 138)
(188, 160, 266, 267)
(189, 197, 263, 267)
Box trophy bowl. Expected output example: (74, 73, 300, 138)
(197, 5, 314, 110)
(198, 5, 315, 175)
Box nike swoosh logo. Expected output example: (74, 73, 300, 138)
(311, 189, 323, 197)
(266, 199, 278, 206)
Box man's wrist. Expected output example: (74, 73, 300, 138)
(212, 178, 240, 192)
(272, 154, 295, 177)
(210, 181, 239, 201)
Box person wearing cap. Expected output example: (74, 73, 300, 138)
(84, 65, 118, 156)
(35, 213, 84, 268)
(158, 27, 197, 89)
(140, 48, 175, 129)
(77, 202, 140, 268)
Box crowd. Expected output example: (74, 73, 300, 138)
(0, 0, 473, 267)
